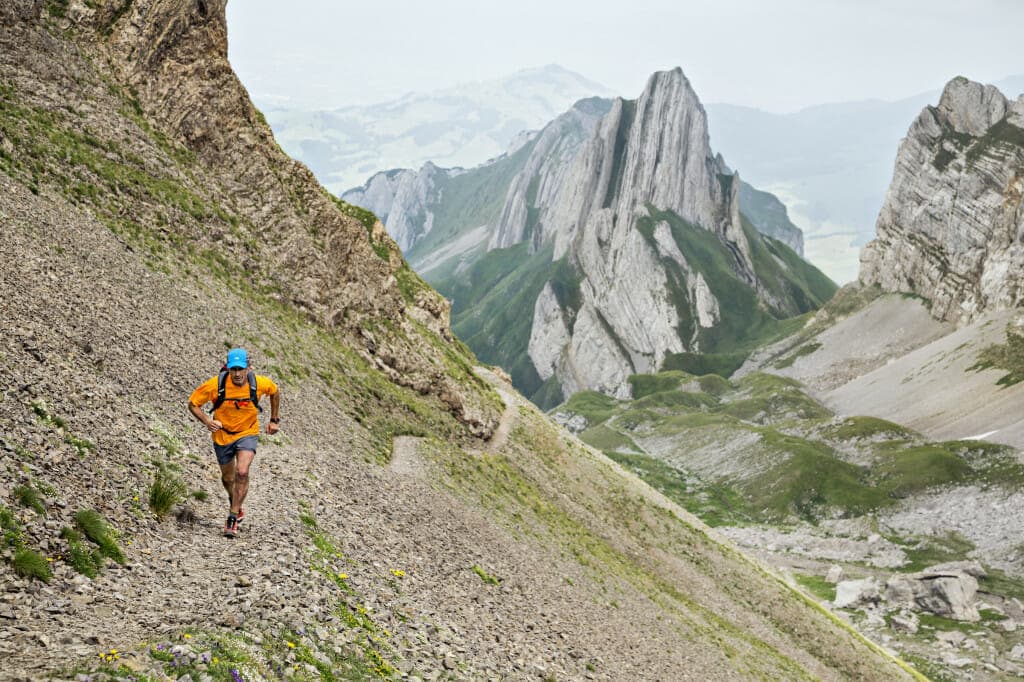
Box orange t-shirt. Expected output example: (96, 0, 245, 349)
(189, 374, 278, 446)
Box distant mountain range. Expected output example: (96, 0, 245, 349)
(261, 66, 1023, 285)
(260, 64, 615, 194)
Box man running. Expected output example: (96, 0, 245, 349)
(188, 348, 280, 537)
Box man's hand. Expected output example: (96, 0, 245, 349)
(207, 419, 223, 433)
(267, 421, 280, 436)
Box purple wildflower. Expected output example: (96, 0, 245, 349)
(231, 669, 244, 682)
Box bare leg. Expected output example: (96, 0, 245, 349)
(219, 460, 235, 507)
(230, 450, 255, 515)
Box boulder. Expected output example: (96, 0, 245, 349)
(885, 570, 980, 622)
(825, 565, 843, 584)
(834, 578, 880, 608)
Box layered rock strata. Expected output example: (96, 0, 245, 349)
(860, 77, 1024, 322)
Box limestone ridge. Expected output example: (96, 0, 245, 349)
(347, 69, 834, 405)
(860, 76, 1024, 323)
(348, 164, 447, 253)
(489, 97, 613, 251)
(520, 69, 822, 399)
(344, 97, 611, 270)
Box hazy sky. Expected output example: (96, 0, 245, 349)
(227, 0, 1024, 112)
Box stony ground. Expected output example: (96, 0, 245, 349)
(0, 172, 918, 680)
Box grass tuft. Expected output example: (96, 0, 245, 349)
(148, 467, 187, 518)
(13, 548, 51, 582)
(61, 527, 104, 578)
(13, 484, 46, 515)
(73, 509, 126, 564)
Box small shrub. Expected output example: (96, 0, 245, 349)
(13, 548, 51, 582)
(13, 485, 45, 515)
(30, 399, 66, 428)
(0, 505, 23, 548)
(73, 509, 126, 564)
(148, 468, 186, 518)
(61, 527, 104, 578)
(471, 564, 501, 586)
(191, 490, 209, 502)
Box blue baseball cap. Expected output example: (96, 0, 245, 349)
(226, 348, 248, 369)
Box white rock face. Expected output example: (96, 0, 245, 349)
(522, 69, 761, 399)
(860, 77, 1024, 323)
(490, 98, 610, 250)
(343, 163, 446, 253)
(557, 303, 634, 399)
(528, 283, 571, 382)
(834, 578, 880, 608)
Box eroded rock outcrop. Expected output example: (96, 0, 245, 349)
(0, 0, 499, 436)
(860, 77, 1024, 323)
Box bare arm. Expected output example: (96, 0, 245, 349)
(188, 401, 222, 432)
(267, 391, 281, 435)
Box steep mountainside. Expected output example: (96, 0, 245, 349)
(0, 2, 914, 680)
(349, 70, 834, 407)
(860, 77, 1024, 322)
(259, 65, 616, 194)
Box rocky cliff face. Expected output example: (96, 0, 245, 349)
(519, 69, 826, 400)
(345, 163, 446, 253)
(860, 77, 1024, 322)
(0, 0, 497, 436)
(348, 69, 833, 405)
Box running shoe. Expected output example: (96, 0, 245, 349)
(223, 513, 238, 538)
(236, 508, 245, 524)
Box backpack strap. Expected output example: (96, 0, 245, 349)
(248, 370, 262, 413)
(209, 367, 229, 415)
(209, 368, 262, 414)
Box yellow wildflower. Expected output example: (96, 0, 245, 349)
(338, 573, 348, 580)
(391, 569, 406, 578)
(287, 641, 296, 649)
(183, 633, 192, 639)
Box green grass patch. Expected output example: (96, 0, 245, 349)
(979, 568, 1024, 601)
(774, 342, 822, 369)
(793, 574, 836, 602)
(13, 484, 46, 515)
(578, 424, 639, 453)
(557, 390, 619, 426)
(73, 509, 126, 564)
(916, 612, 983, 634)
(697, 374, 731, 396)
(826, 416, 916, 442)
(870, 444, 972, 499)
(471, 564, 501, 585)
(148, 467, 187, 518)
(970, 325, 1024, 386)
(747, 432, 881, 521)
(891, 532, 976, 573)
(605, 451, 751, 527)
(628, 371, 691, 398)
(663, 350, 749, 379)
(60, 527, 104, 578)
(12, 548, 51, 582)
(633, 389, 719, 412)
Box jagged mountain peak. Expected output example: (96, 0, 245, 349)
(936, 75, 1011, 136)
(860, 76, 1024, 322)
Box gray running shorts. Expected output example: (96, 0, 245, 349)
(213, 435, 258, 465)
